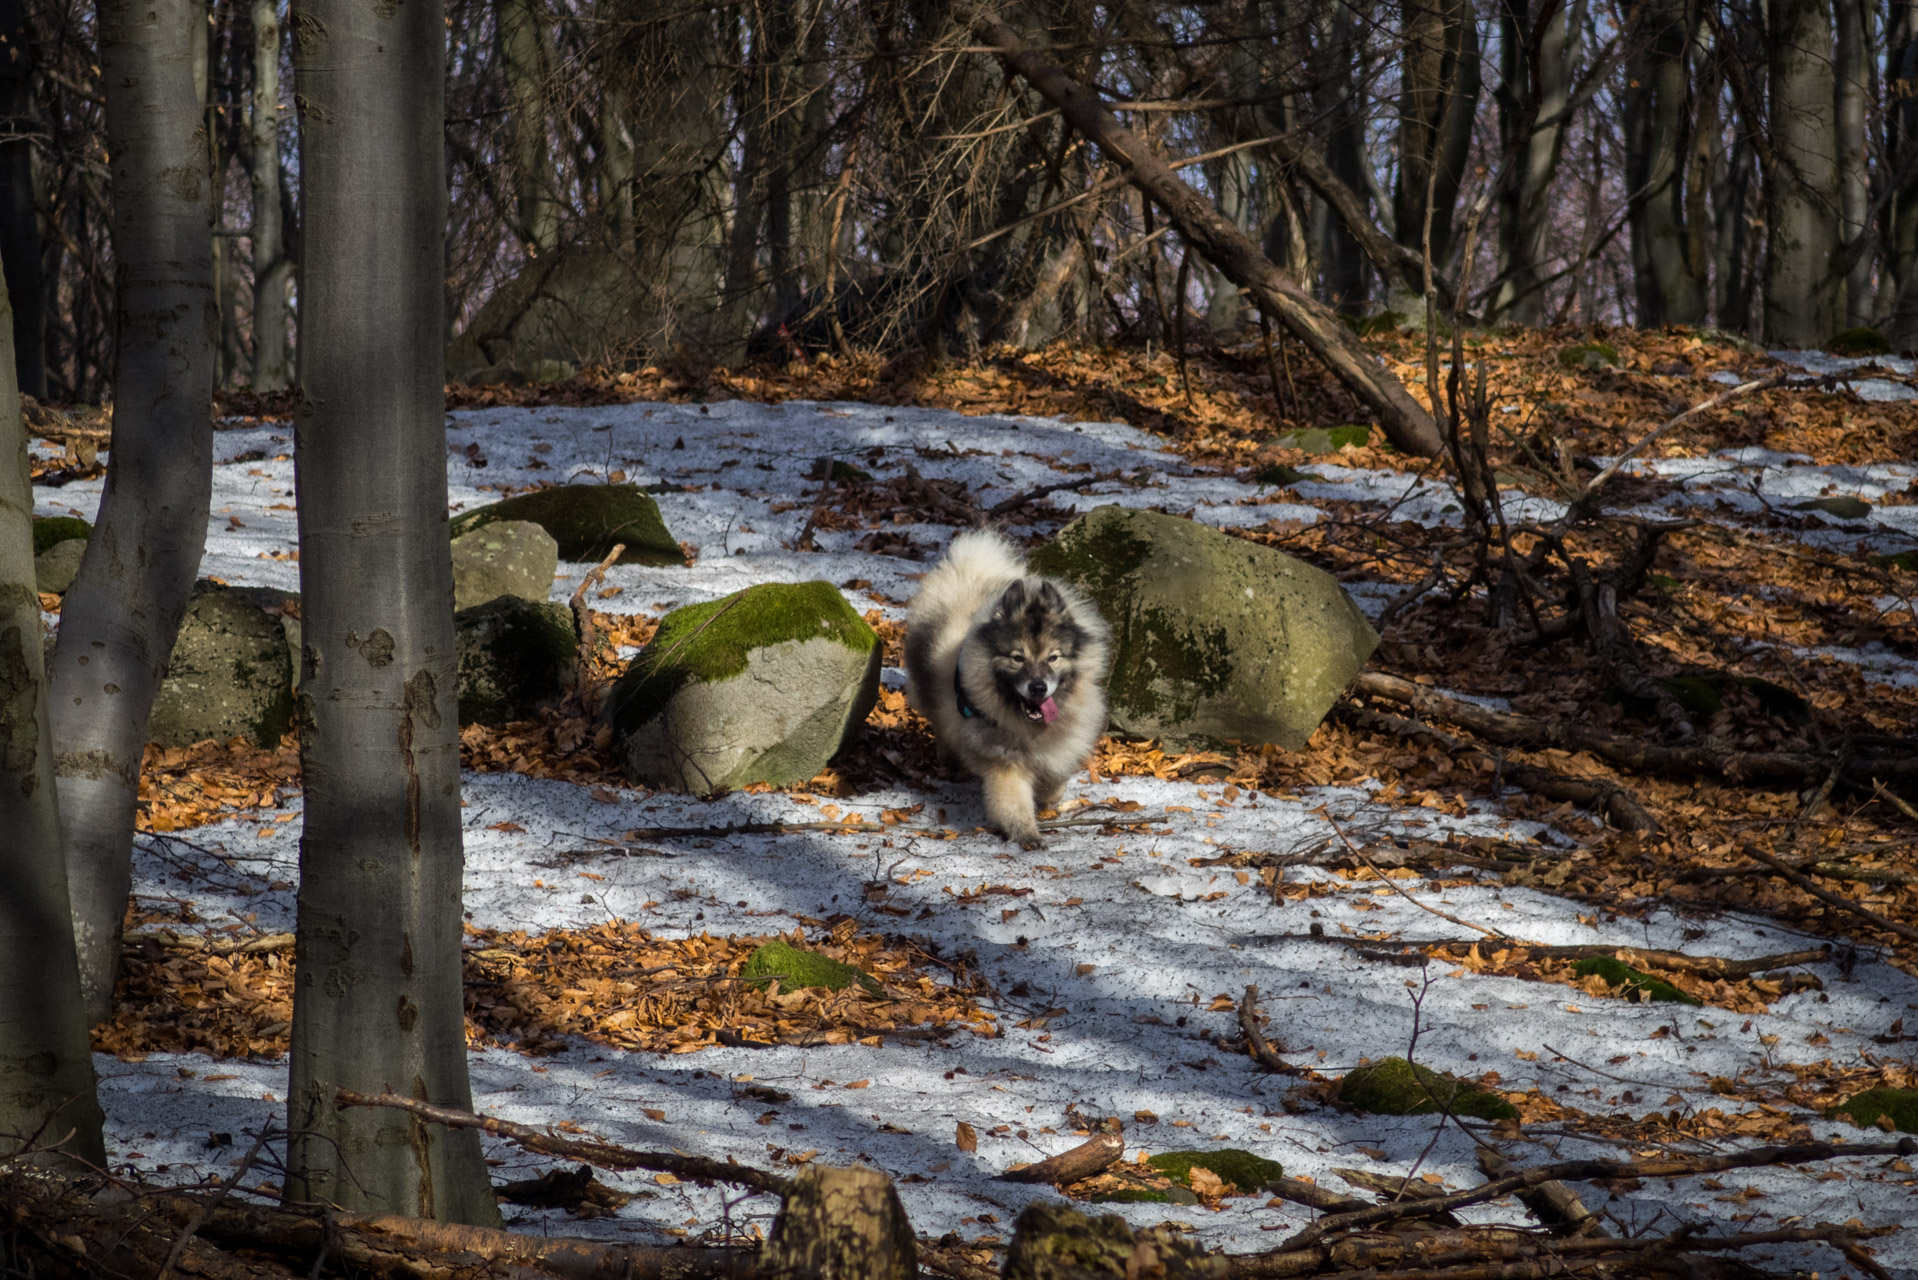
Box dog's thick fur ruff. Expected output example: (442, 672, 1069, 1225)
(904, 530, 1110, 847)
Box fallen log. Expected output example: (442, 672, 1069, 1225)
(998, 1122, 1124, 1185)
(973, 14, 1444, 458)
(1475, 1148, 1605, 1238)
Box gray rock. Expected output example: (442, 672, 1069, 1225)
(149, 582, 300, 748)
(1029, 505, 1378, 750)
(34, 538, 87, 594)
(451, 519, 560, 611)
(605, 581, 879, 792)
(455, 595, 577, 727)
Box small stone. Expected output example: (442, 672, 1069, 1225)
(527, 357, 576, 385)
(1558, 341, 1621, 370)
(1338, 1056, 1517, 1120)
(450, 519, 559, 611)
(1791, 495, 1872, 521)
(34, 538, 87, 594)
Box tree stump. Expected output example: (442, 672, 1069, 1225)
(1003, 1202, 1225, 1278)
(762, 1165, 916, 1279)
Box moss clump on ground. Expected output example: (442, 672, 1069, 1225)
(804, 458, 873, 484)
(1571, 956, 1702, 1005)
(1825, 326, 1892, 357)
(1559, 341, 1621, 370)
(739, 939, 881, 995)
(1146, 1149, 1284, 1190)
(1003, 1203, 1224, 1279)
(1828, 1087, 1918, 1132)
(1088, 1188, 1173, 1204)
(449, 484, 683, 565)
(32, 515, 92, 555)
(1251, 462, 1316, 488)
(1339, 1057, 1518, 1120)
(1658, 673, 1809, 725)
(603, 581, 875, 736)
(1871, 549, 1918, 573)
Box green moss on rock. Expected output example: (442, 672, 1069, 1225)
(1828, 1087, 1918, 1132)
(1825, 326, 1892, 357)
(1871, 549, 1918, 573)
(740, 939, 881, 994)
(1658, 673, 1809, 725)
(1003, 1203, 1224, 1279)
(1559, 341, 1621, 370)
(454, 596, 577, 727)
(606, 581, 875, 736)
(1251, 463, 1316, 488)
(1338, 1057, 1517, 1120)
(32, 515, 92, 556)
(1146, 1149, 1284, 1190)
(1088, 1189, 1173, 1204)
(1571, 956, 1701, 1005)
(449, 484, 683, 565)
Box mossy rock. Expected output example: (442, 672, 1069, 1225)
(1559, 342, 1621, 371)
(149, 581, 299, 748)
(1828, 1087, 1918, 1132)
(1658, 673, 1810, 725)
(1270, 424, 1370, 455)
(1030, 506, 1377, 750)
(454, 595, 577, 727)
(1250, 463, 1316, 488)
(1571, 956, 1702, 1005)
(804, 458, 873, 484)
(1870, 549, 1918, 573)
(1002, 1203, 1225, 1279)
(451, 519, 560, 612)
(1344, 312, 1406, 338)
(604, 581, 879, 791)
(1338, 1056, 1517, 1121)
(1693, 326, 1766, 356)
(32, 515, 92, 556)
(449, 484, 683, 566)
(1146, 1149, 1284, 1191)
(1791, 495, 1873, 522)
(740, 939, 881, 995)
(1088, 1188, 1174, 1204)
(1825, 326, 1892, 357)
(34, 537, 87, 594)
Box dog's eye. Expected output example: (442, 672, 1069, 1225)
(1047, 652, 1061, 664)
(1007, 651, 1026, 663)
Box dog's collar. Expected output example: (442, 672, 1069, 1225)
(953, 667, 978, 719)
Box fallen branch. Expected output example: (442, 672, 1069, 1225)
(1745, 845, 1918, 946)
(333, 1090, 791, 1197)
(985, 469, 1122, 518)
(1475, 1148, 1605, 1238)
(1570, 375, 1788, 511)
(998, 1122, 1124, 1184)
(1238, 985, 1306, 1075)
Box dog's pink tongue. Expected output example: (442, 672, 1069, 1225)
(1040, 697, 1059, 724)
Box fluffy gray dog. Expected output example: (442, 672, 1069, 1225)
(904, 530, 1110, 848)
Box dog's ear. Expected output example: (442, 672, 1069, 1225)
(1035, 581, 1069, 612)
(995, 579, 1029, 617)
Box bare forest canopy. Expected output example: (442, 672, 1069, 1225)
(8, 0, 1918, 403)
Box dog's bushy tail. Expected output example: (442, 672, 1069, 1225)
(941, 528, 1023, 581)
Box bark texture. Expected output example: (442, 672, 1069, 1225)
(1764, 0, 1839, 346)
(1494, 0, 1577, 323)
(1624, 0, 1709, 326)
(762, 1166, 917, 1280)
(0, 258, 104, 1170)
(1891, 0, 1918, 346)
(287, 0, 499, 1224)
(976, 15, 1444, 457)
(52, 0, 216, 1025)
(0, 0, 41, 397)
(1394, 0, 1481, 269)
(250, 0, 291, 389)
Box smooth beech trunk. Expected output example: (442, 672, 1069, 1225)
(1393, 0, 1481, 269)
(1764, 0, 1839, 346)
(0, 261, 104, 1169)
(0, 0, 42, 397)
(1494, 0, 1578, 324)
(53, 0, 216, 1025)
(250, 0, 291, 390)
(286, 0, 498, 1223)
(1623, 0, 1709, 326)
(1834, 0, 1871, 327)
(1887, 0, 1918, 345)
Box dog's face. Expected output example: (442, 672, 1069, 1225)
(975, 579, 1093, 725)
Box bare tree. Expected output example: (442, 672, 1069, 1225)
(1624, 0, 1710, 326)
(285, 0, 499, 1223)
(0, 0, 42, 396)
(250, 0, 291, 388)
(1764, 0, 1840, 345)
(1394, 0, 1481, 273)
(1494, 0, 1579, 323)
(51, 0, 215, 1025)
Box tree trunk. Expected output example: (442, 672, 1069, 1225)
(1712, 130, 1758, 331)
(976, 15, 1444, 457)
(1834, 0, 1871, 327)
(1764, 0, 1839, 346)
(1888, 0, 1918, 346)
(287, 0, 499, 1225)
(1493, 0, 1578, 324)
(1624, 0, 1709, 326)
(498, 0, 561, 256)
(250, 0, 291, 389)
(0, 258, 104, 1171)
(1394, 0, 1481, 271)
(0, 0, 42, 398)
(1315, 4, 1372, 316)
(763, 1166, 916, 1280)
(53, 0, 216, 1025)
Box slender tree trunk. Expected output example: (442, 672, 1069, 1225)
(1833, 0, 1871, 327)
(1394, 0, 1481, 270)
(286, 0, 499, 1224)
(1887, 0, 1918, 345)
(0, 0, 42, 397)
(1494, 0, 1578, 323)
(251, 0, 291, 389)
(52, 0, 216, 1025)
(0, 259, 104, 1170)
(1624, 0, 1709, 326)
(1315, 5, 1372, 315)
(1713, 129, 1757, 330)
(1764, 0, 1840, 346)
(498, 0, 560, 256)
(1206, 150, 1253, 329)
(596, 82, 634, 249)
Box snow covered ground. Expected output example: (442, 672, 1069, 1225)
(34, 385, 1918, 1270)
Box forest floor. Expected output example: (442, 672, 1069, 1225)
(31, 323, 1918, 1275)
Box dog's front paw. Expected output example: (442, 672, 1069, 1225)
(1001, 824, 1044, 850)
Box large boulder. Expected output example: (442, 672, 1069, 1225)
(449, 484, 683, 566)
(1028, 505, 1378, 749)
(451, 519, 559, 611)
(605, 581, 879, 792)
(455, 596, 577, 727)
(149, 582, 300, 748)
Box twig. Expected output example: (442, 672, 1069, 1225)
(157, 1128, 271, 1280)
(1745, 845, 1918, 945)
(1570, 375, 1787, 510)
(1237, 985, 1305, 1075)
(985, 469, 1122, 518)
(1475, 1147, 1606, 1238)
(568, 542, 625, 689)
(333, 1090, 791, 1197)
(1325, 817, 1507, 939)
